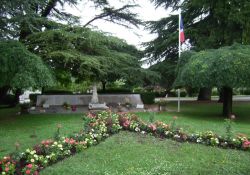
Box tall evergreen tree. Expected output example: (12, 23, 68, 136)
(145, 0, 250, 99)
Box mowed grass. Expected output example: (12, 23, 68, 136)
(41, 131, 250, 175)
(0, 107, 83, 157)
(137, 101, 250, 136)
(0, 102, 250, 174)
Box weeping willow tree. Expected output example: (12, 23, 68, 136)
(0, 40, 54, 104)
(175, 44, 250, 117)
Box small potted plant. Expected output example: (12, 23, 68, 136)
(155, 99, 168, 111)
(63, 102, 70, 110)
(71, 105, 77, 111)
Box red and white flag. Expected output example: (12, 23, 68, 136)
(180, 16, 185, 43)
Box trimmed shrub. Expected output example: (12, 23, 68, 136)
(43, 90, 73, 94)
(98, 88, 132, 94)
(140, 92, 155, 104)
(0, 94, 15, 105)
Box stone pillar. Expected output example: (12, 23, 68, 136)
(91, 82, 99, 104)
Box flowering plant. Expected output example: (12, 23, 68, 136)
(22, 164, 38, 175)
(0, 157, 15, 175)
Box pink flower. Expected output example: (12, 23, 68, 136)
(26, 169, 31, 174)
(65, 138, 70, 143)
(26, 164, 33, 169)
(123, 120, 130, 128)
(69, 138, 76, 144)
(149, 124, 156, 132)
(5, 167, 9, 172)
(243, 140, 250, 149)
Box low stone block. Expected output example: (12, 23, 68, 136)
(136, 104, 144, 109)
(43, 104, 50, 108)
(89, 103, 109, 110)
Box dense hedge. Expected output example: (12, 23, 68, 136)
(140, 92, 155, 104)
(98, 88, 132, 94)
(43, 90, 73, 95)
(0, 94, 15, 106)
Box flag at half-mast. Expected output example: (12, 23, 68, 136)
(180, 15, 185, 43)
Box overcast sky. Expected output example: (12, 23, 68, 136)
(65, 0, 168, 48)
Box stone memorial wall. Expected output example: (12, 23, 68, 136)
(36, 94, 144, 106)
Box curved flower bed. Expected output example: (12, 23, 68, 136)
(1, 111, 250, 175)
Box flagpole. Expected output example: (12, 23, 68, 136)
(177, 11, 181, 113)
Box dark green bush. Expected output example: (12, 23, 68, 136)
(140, 92, 155, 104)
(0, 94, 15, 105)
(43, 90, 73, 94)
(242, 88, 250, 95)
(154, 91, 166, 97)
(98, 88, 132, 94)
(180, 91, 187, 97)
(29, 94, 40, 106)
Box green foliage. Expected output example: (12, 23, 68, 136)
(43, 90, 73, 95)
(175, 44, 250, 89)
(149, 59, 176, 90)
(140, 92, 155, 104)
(224, 119, 234, 140)
(25, 26, 157, 86)
(29, 94, 40, 106)
(0, 40, 54, 90)
(0, 94, 15, 105)
(145, 0, 250, 63)
(98, 88, 132, 94)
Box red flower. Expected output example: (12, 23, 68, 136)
(26, 169, 31, 174)
(26, 164, 33, 169)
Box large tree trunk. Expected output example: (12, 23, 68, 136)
(222, 87, 232, 117)
(14, 88, 22, 105)
(0, 86, 10, 103)
(218, 88, 224, 103)
(101, 81, 106, 92)
(197, 88, 211, 101)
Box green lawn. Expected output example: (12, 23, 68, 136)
(41, 131, 250, 175)
(0, 102, 250, 174)
(0, 107, 83, 157)
(138, 102, 250, 136)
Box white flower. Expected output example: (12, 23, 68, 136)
(34, 154, 38, 160)
(197, 137, 202, 143)
(30, 150, 36, 155)
(135, 127, 140, 132)
(44, 160, 48, 164)
(26, 149, 30, 153)
(30, 159, 35, 163)
(141, 131, 146, 134)
(164, 131, 170, 136)
(58, 144, 63, 148)
(46, 155, 50, 159)
(54, 141, 58, 145)
(2, 172, 6, 175)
